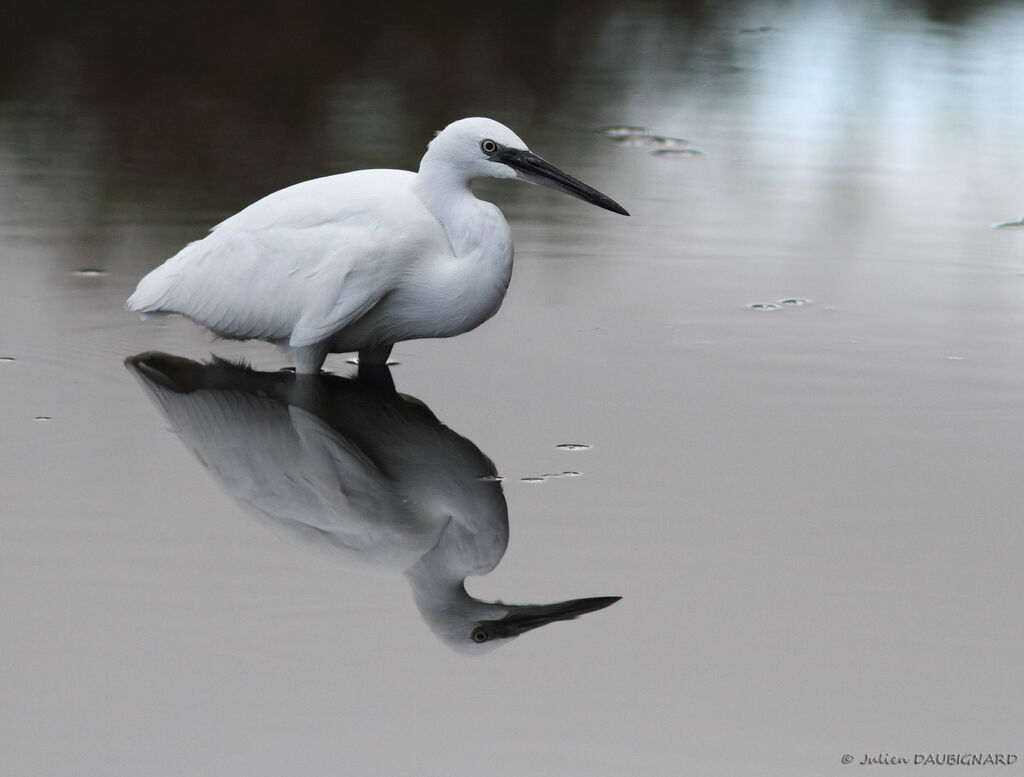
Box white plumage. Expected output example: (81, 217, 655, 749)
(127, 117, 627, 373)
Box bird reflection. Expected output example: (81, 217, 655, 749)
(126, 353, 619, 654)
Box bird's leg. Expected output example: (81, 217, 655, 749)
(357, 344, 393, 367)
(289, 369, 332, 409)
(357, 344, 395, 387)
(291, 343, 329, 375)
(357, 362, 396, 392)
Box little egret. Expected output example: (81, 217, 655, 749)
(126, 117, 628, 373)
(127, 353, 620, 654)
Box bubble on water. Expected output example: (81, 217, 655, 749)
(556, 443, 591, 450)
(600, 126, 697, 154)
(992, 217, 1024, 229)
(0, 357, 15, 362)
(778, 297, 812, 306)
(597, 125, 648, 138)
(530, 471, 584, 480)
(612, 135, 691, 150)
(35, 416, 51, 422)
(651, 148, 703, 159)
(748, 303, 781, 311)
(610, 135, 652, 147)
(520, 477, 545, 483)
(344, 358, 400, 366)
(646, 135, 689, 148)
(946, 356, 965, 361)
(73, 269, 107, 277)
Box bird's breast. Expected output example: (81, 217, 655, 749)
(386, 205, 513, 340)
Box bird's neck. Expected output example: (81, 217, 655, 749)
(405, 554, 474, 612)
(412, 159, 484, 250)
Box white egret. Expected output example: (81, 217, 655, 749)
(127, 353, 620, 654)
(126, 117, 628, 373)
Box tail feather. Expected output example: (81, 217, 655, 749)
(125, 267, 173, 313)
(125, 244, 197, 313)
(127, 235, 215, 317)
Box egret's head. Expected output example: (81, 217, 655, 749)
(463, 596, 623, 652)
(416, 593, 623, 656)
(426, 117, 629, 216)
(427, 117, 527, 181)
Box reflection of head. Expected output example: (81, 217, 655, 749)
(408, 563, 621, 656)
(127, 353, 619, 653)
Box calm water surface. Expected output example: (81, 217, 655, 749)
(3, 2, 1023, 775)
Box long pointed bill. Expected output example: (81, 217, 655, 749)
(497, 148, 629, 216)
(484, 595, 621, 638)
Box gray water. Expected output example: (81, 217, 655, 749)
(3, 2, 1023, 775)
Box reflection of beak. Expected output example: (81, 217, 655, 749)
(496, 148, 629, 216)
(483, 596, 621, 638)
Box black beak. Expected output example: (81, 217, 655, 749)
(496, 148, 629, 216)
(480, 595, 621, 638)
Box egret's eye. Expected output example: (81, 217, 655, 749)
(471, 627, 489, 643)
(480, 139, 498, 155)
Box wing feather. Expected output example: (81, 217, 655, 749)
(127, 169, 437, 346)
